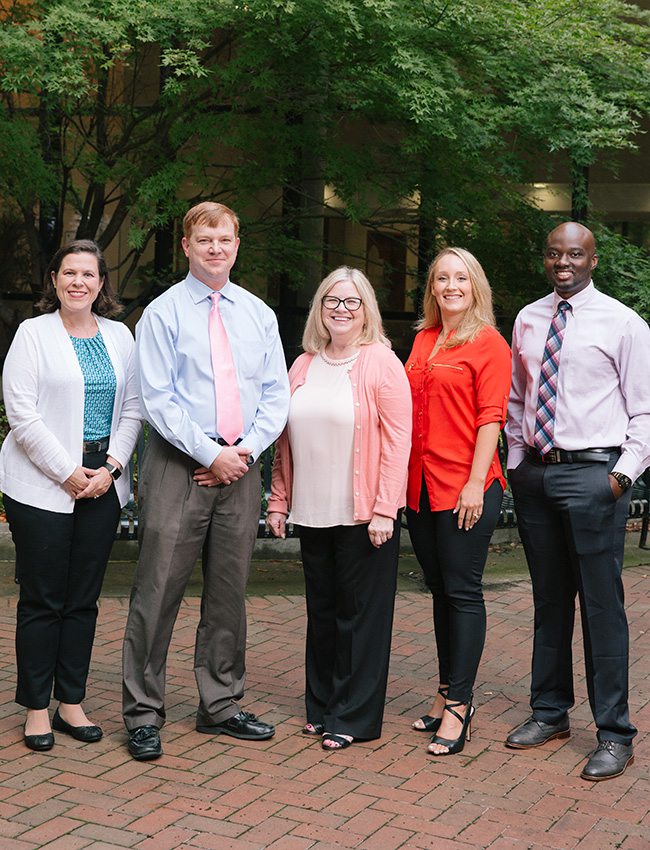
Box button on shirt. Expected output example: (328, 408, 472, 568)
(136, 273, 290, 468)
(506, 282, 650, 481)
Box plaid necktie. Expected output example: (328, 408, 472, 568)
(533, 300, 572, 455)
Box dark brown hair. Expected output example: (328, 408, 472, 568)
(37, 240, 121, 317)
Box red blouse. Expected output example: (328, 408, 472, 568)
(406, 325, 512, 512)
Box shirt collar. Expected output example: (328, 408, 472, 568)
(185, 272, 236, 305)
(552, 280, 595, 312)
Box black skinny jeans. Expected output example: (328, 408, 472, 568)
(5, 449, 120, 709)
(406, 480, 503, 703)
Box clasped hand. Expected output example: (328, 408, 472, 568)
(63, 465, 113, 500)
(194, 445, 251, 487)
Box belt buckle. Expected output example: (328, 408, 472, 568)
(546, 448, 561, 464)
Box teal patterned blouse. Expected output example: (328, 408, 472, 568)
(69, 329, 117, 440)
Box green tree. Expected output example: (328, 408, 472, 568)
(0, 0, 649, 323)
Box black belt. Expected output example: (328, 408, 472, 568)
(526, 446, 619, 465)
(83, 436, 109, 453)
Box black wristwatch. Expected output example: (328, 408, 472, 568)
(609, 471, 632, 492)
(103, 462, 122, 481)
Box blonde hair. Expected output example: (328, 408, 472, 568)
(416, 247, 496, 347)
(183, 201, 240, 239)
(302, 266, 390, 354)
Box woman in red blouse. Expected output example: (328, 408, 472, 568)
(406, 247, 511, 756)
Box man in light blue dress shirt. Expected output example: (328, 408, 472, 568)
(122, 202, 290, 761)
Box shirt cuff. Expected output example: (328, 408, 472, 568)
(196, 442, 222, 469)
(240, 433, 262, 463)
(612, 452, 643, 483)
(372, 498, 400, 520)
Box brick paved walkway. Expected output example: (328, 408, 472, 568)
(0, 568, 648, 850)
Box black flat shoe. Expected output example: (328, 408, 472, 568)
(196, 710, 275, 741)
(24, 731, 54, 752)
(52, 709, 102, 743)
(127, 725, 162, 761)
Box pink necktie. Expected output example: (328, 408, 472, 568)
(209, 292, 243, 445)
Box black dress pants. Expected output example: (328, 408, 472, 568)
(509, 455, 636, 745)
(298, 517, 400, 740)
(406, 480, 503, 703)
(5, 450, 120, 709)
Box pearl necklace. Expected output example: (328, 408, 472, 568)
(320, 350, 360, 367)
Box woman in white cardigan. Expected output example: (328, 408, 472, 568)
(0, 240, 140, 751)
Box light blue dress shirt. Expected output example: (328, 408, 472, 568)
(135, 273, 290, 468)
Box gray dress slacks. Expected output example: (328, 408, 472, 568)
(122, 430, 261, 730)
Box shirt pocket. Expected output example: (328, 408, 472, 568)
(427, 362, 471, 398)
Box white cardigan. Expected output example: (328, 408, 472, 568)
(0, 311, 142, 512)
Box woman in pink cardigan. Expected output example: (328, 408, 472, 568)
(267, 267, 411, 750)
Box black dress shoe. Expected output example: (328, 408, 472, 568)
(580, 741, 634, 781)
(505, 716, 570, 749)
(52, 709, 103, 743)
(24, 731, 54, 752)
(127, 725, 162, 761)
(196, 710, 275, 740)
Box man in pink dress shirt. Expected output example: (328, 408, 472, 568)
(504, 222, 650, 781)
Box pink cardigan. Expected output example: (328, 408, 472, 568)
(268, 342, 412, 522)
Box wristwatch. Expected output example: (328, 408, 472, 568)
(609, 471, 632, 492)
(103, 461, 122, 481)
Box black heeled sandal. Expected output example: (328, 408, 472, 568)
(412, 685, 449, 733)
(428, 697, 474, 756)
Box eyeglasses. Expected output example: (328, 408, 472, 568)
(321, 296, 363, 312)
